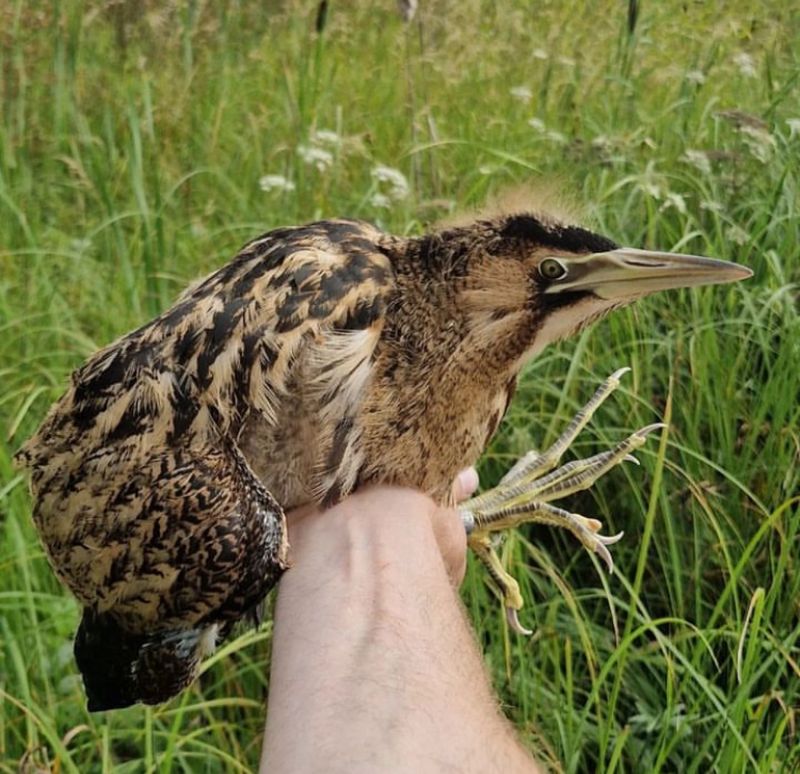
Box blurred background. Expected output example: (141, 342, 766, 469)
(1, 1, 798, 771)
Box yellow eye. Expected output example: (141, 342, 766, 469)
(539, 258, 567, 280)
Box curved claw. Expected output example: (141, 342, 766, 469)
(598, 530, 625, 546)
(595, 542, 615, 573)
(593, 531, 624, 573)
(624, 454, 640, 465)
(636, 422, 668, 438)
(506, 606, 533, 636)
(610, 366, 632, 382)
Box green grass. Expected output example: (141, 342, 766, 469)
(1, 1, 798, 771)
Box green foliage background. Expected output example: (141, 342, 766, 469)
(1, 1, 798, 771)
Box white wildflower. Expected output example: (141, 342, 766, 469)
(786, 118, 800, 139)
(545, 129, 567, 144)
(311, 129, 342, 148)
(739, 125, 774, 145)
(733, 52, 757, 78)
(685, 69, 706, 85)
(640, 181, 662, 199)
(532, 48, 549, 60)
(700, 200, 725, 213)
(370, 192, 391, 209)
(297, 144, 334, 172)
(725, 224, 750, 246)
(510, 85, 533, 104)
(528, 118, 566, 143)
(661, 192, 687, 215)
(259, 174, 296, 193)
(681, 149, 712, 175)
(371, 164, 409, 200)
(739, 124, 775, 162)
(637, 162, 665, 200)
(528, 117, 546, 132)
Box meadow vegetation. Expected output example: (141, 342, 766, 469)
(1, 1, 798, 771)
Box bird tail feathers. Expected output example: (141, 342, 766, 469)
(74, 609, 211, 711)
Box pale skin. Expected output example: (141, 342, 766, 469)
(260, 471, 543, 774)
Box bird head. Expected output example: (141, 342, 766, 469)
(455, 213, 753, 361)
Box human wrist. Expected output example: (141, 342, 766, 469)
(287, 488, 449, 583)
(263, 485, 541, 774)
(281, 489, 454, 638)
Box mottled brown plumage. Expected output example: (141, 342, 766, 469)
(15, 213, 750, 710)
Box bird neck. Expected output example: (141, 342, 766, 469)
(385, 227, 478, 280)
(383, 226, 540, 377)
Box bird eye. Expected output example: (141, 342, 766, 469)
(539, 258, 567, 280)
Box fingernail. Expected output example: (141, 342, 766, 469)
(456, 467, 479, 498)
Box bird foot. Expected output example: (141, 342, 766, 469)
(459, 368, 665, 634)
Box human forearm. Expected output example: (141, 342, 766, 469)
(261, 488, 540, 774)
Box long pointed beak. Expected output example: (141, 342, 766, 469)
(547, 248, 753, 299)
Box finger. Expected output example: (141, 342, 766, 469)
(451, 467, 480, 503)
(431, 505, 468, 586)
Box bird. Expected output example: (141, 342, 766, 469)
(15, 208, 752, 710)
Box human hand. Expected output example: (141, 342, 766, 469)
(285, 467, 479, 588)
(264, 466, 542, 774)
(435, 466, 480, 583)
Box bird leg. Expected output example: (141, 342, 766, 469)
(459, 368, 665, 634)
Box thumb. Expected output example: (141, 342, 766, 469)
(452, 467, 480, 503)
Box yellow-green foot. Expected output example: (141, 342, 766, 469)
(460, 368, 665, 634)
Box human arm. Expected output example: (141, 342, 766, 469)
(260, 479, 542, 773)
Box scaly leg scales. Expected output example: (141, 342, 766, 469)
(459, 368, 665, 634)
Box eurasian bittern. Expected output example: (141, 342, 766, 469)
(16, 210, 751, 710)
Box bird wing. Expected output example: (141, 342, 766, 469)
(16, 219, 395, 601)
(76, 438, 290, 630)
(17, 219, 395, 477)
(69, 436, 290, 711)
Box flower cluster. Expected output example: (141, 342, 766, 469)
(258, 174, 295, 193)
(370, 164, 410, 208)
(733, 52, 757, 78)
(528, 118, 566, 145)
(297, 144, 334, 172)
(510, 85, 532, 104)
(257, 128, 347, 194)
